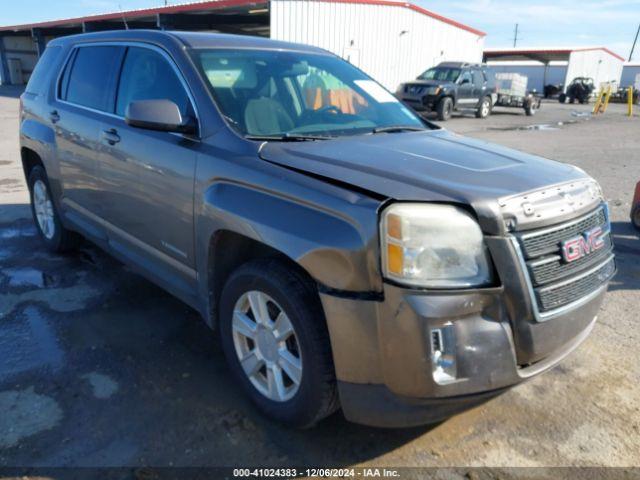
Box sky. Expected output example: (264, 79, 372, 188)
(1, 0, 639, 61)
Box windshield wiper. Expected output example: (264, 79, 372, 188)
(245, 133, 334, 142)
(372, 125, 427, 134)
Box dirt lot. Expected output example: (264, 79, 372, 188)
(1, 86, 639, 472)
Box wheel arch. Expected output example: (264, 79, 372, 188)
(205, 230, 320, 330)
(21, 147, 44, 184)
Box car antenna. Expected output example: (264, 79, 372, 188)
(118, 5, 129, 30)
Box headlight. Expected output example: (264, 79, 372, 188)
(427, 86, 442, 95)
(380, 203, 494, 288)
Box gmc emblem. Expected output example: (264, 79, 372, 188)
(561, 226, 605, 263)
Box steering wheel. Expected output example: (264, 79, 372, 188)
(316, 105, 342, 115)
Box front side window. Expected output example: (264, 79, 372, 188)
(63, 46, 123, 111)
(418, 67, 461, 82)
(458, 71, 473, 85)
(192, 49, 424, 137)
(116, 47, 191, 117)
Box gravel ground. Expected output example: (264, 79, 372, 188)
(0, 87, 639, 473)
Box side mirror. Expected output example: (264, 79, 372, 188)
(125, 99, 197, 135)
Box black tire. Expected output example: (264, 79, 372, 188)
(524, 100, 537, 116)
(569, 96, 575, 104)
(219, 258, 339, 428)
(558, 93, 567, 103)
(475, 96, 491, 119)
(632, 205, 640, 231)
(436, 97, 453, 121)
(28, 165, 80, 252)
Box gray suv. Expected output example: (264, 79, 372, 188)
(20, 31, 615, 428)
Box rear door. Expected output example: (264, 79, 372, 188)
(53, 45, 125, 220)
(97, 45, 199, 287)
(473, 68, 490, 105)
(456, 70, 476, 107)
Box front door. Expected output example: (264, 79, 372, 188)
(97, 45, 199, 286)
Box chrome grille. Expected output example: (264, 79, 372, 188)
(537, 258, 616, 311)
(514, 204, 615, 317)
(528, 233, 612, 285)
(519, 208, 606, 259)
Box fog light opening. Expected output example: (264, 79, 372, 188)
(431, 326, 458, 385)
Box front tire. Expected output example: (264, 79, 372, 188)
(28, 165, 80, 252)
(436, 97, 453, 121)
(219, 259, 338, 427)
(558, 93, 567, 103)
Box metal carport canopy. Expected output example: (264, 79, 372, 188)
(483, 47, 625, 64)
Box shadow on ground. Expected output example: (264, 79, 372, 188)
(0, 204, 432, 467)
(0, 85, 24, 99)
(609, 221, 640, 292)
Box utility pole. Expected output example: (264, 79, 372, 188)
(630, 23, 640, 62)
(513, 23, 519, 48)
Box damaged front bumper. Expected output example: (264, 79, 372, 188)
(320, 269, 606, 428)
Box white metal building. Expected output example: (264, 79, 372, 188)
(0, 0, 485, 91)
(484, 47, 625, 93)
(270, 0, 485, 90)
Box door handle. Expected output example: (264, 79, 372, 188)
(49, 110, 60, 124)
(101, 128, 121, 145)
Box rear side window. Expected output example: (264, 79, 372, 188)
(115, 47, 191, 117)
(25, 46, 62, 95)
(62, 46, 124, 112)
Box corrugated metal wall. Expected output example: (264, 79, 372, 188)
(270, 0, 484, 90)
(565, 50, 623, 91)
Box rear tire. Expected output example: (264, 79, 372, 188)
(219, 258, 339, 428)
(436, 97, 453, 121)
(558, 93, 567, 103)
(475, 96, 491, 118)
(28, 165, 80, 253)
(524, 99, 537, 116)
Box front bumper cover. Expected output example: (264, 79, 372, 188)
(320, 278, 605, 427)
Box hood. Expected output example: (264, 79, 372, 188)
(259, 129, 588, 234)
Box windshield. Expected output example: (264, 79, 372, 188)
(418, 67, 461, 82)
(191, 49, 425, 138)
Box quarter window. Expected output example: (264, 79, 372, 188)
(63, 46, 124, 111)
(116, 47, 191, 118)
(26, 46, 62, 95)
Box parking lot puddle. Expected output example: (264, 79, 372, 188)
(0, 224, 37, 239)
(0, 306, 64, 377)
(3, 267, 46, 287)
(487, 120, 582, 132)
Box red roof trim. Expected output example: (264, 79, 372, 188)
(309, 0, 485, 36)
(484, 47, 624, 62)
(0, 0, 485, 37)
(0, 0, 266, 32)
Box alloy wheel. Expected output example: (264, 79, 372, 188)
(33, 179, 55, 240)
(231, 290, 303, 402)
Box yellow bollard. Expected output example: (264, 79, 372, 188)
(628, 86, 634, 117)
